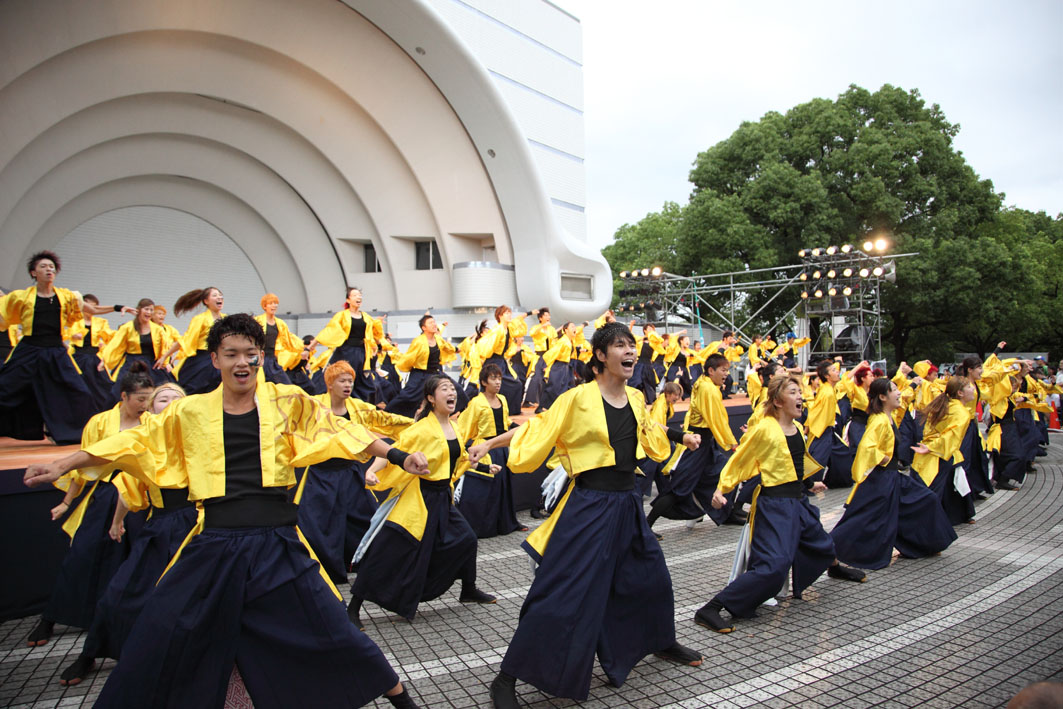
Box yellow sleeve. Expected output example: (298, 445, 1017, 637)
(82, 412, 176, 487)
(346, 398, 414, 439)
(313, 311, 350, 349)
(438, 336, 458, 366)
(112, 471, 152, 512)
(635, 390, 672, 463)
(508, 393, 574, 473)
(455, 396, 491, 443)
(284, 393, 381, 466)
(395, 337, 428, 373)
(717, 422, 768, 493)
(851, 414, 893, 485)
(691, 380, 737, 448)
(274, 319, 305, 370)
(806, 384, 837, 438)
(100, 322, 130, 372)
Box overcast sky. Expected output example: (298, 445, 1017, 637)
(555, 0, 1063, 250)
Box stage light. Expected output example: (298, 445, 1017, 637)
(859, 268, 870, 278)
(814, 289, 823, 298)
(828, 287, 837, 296)
(640, 268, 650, 277)
(843, 268, 853, 277)
(826, 245, 837, 255)
(842, 286, 852, 296)
(872, 266, 884, 276)
(813, 270, 822, 279)
(650, 266, 663, 277)
(811, 248, 821, 257)
(863, 241, 873, 252)
(827, 269, 836, 278)
(799, 249, 807, 258)
(801, 291, 809, 299)
(874, 238, 888, 252)
(841, 244, 852, 253)
(619, 271, 628, 279)
(639, 302, 645, 308)
(799, 272, 808, 281)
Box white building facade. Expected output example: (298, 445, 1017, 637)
(0, 0, 607, 337)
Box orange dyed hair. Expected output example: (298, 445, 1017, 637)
(324, 360, 356, 389)
(261, 293, 279, 310)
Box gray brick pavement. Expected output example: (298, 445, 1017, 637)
(4, 443, 1062, 708)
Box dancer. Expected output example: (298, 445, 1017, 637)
(24, 361, 155, 648)
(0, 251, 133, 443)
(159, 286, 226, 394)
(539, 321, 579, 410)
(350, 375, 497, 628)
(825, 363, 873, 489)
(297, 361, 413, 584)
(663, 334, 694, 399)
(387, 313, 465, 417)
(101, 298, 175, 401)
(523, 308, 555, 409)
(985, 355, 1032, 491)
(829, 378, 956, 570)
(772, 331, 810, 371)
(693, 376, 865, 634)
(646, 353, 743, 530)
(473, 323, 703, 707)
(637, 381, 683, 498)
(308, 287, 384, 402)
(629, 323, 664, 405)
(255, 293, 304, 385)
(23, 313, 426, 709)
(150, 304, 182, 346)
(454, 364, 525, 538)
(956, 350, 1001, 498)
(805, 359, 841, 476)
(911, 377, 976, 525)
(58, 382, 194, 686)
(68, 294, 117, 411)
(474, 305, 531, 415)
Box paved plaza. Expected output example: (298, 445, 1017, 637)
(3, 441, 1062, 708)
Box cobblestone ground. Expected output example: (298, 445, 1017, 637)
(4, 440, 1062, 708)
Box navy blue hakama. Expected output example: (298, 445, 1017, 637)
(455, 447, 521, 538)
(175, 350, 221, 395)
(109, 353, 176, 402)
(297, 458, 378, 583)
(541, 361, 574, 410)
(387, 369, 467, 418)
(825, 416, 866, 489)
(654, 430, 735, 525)
(72, 347, 114, 412)
(959, 420, 993, 495)
(484, 354, 524, 416)
(501, 485, 675, 700)
(716, 494, 835, 618)
(260, 354, 292, 386)
(626, 360, 657, 406)
(993, 419, 1027, 486)
(0, 342, 95, 444)
(917, 459, 975, 525)
(327, 343, 377, 402)
(351, 480, 478, 619)
(95, 525, 398, 709)
(830, 467, 956, 570)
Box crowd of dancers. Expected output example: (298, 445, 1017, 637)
(3, 250, 1056, 708)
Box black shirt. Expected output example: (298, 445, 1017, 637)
(639, 341, 653, 362)
(447, 437, 461, 477)
(203, 408, 297, 527)
(603, 397, 638, 474)
(490, 403, 505, 438)
(264, 323, 278, 355)
(74, 319, 96, 354)
(139, 330, 154, 358)
(674, 351, 687, 369)
(786, 431, 806, 483)
(426, 344, 441, 372)
(27, 294, 62, 347)
(346, 314, 367, 347)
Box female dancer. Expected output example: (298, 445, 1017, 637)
(471, 323, 703, 707)
(474, 305, 530, 415)
(24, 361, 154, 647)
(101, 298, 175, 401)
(957, 351, 1001, 497)
(150, 304, 181, 346)
(984, 356, 1032, 490)
(297, 362, 413, 584)
(254, 293, 305, 385)
(628, 323, 663, 405)
(637, 381, 683, 498)
(664, 334, 694, 399)
(350, 375, 497, 628)
(826, 363, 873, 489)
(454, 364, 525, 538)
(829, 378, 956, 571)
(0, 251, 133, 443)
(57, 382, 193, 686)
(523, 309, 554, 409)
(309, 287, 383, 402)
(694, 376, 865, 634)
(805, 359, 841, 476)
(539, 321, 579, 410)
(387, 313, 465, 417)
(69, 294, 117, 411)
(911, 377, 976, 525)
(159, 287, 225, 394)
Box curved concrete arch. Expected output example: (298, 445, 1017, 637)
(1, 132, 333, 311)
(26, 176, 300, 307)
(0, 0, 611, 319)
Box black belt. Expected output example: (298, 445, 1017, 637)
(155, 487, 192, 510)
(19, 335, 63, 348)
(74, 344, 99, 356)
(759, 480, 805, 498)
(419, 478, 452, 491)
(576, 467, 635, 492)
(203, 497, 298, 528)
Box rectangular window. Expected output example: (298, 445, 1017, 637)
(415, 241, 443, 270)
(560, 273, 593, 300)
(364, 244, 382, 273)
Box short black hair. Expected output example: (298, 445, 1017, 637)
(418, 313, 434, 330)
(480, 363, 503, 385)
(28, 250, 61, 276)
(207, 313, 265, 354)
(589, 322, 636, 374)
(816, 359, 834, 382)
(537, 307, 550, 320)
(704, 353, 728, 370)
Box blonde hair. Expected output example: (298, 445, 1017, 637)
(760, 376, 798, 420)
(149, 383, 186, 408)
